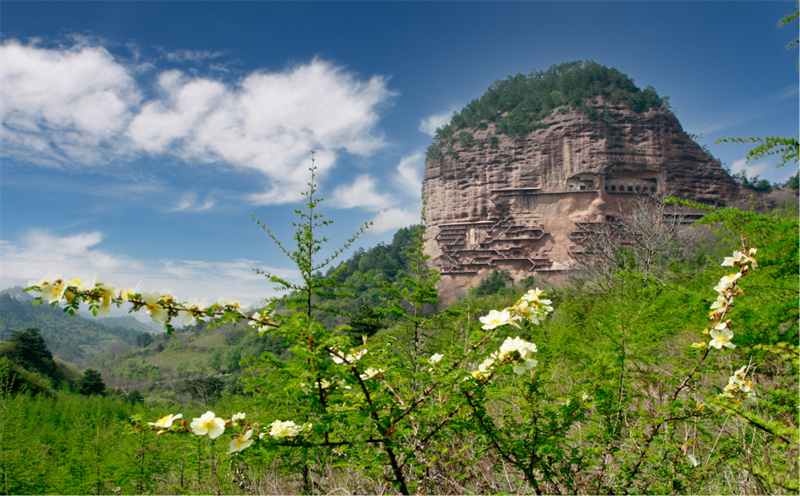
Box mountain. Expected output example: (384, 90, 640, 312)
(421, 61, 754, 301)
(81, 313, 165, 334)
(0, 292, 147, 367)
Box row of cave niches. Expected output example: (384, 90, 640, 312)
(434, 208, 553, 275)
(605, 184, 657, 193)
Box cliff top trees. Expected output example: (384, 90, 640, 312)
(427, 60, 668, 161)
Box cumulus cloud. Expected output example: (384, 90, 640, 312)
(419, 108, 456, 136)
(369, 208, 419, 234)
(394, 151, 424, 197)
(330, 174, 388, 211)
(1, 39, 395, 205)
(1, 229, 297, 306)
(1, 39, 141, 166)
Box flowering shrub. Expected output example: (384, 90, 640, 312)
(23, 156, 797, 494)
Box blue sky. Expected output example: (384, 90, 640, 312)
(2, 1, 798, 310)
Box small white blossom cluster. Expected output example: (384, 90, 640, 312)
(471, 336, 539, 382)
(330, 347, 367, 365)
(145, 410, 314, 454)
(262, 420, 312, 439)
(720, 365, 756, 404)
(509, 288, 554, 326)
(26, 275, 274, 332)
(691, 248, 757, 351)
(478, 288, 553, 331)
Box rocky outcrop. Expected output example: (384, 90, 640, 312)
(422, 98, 749, 301)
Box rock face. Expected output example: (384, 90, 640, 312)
(422, 98, 747, 302)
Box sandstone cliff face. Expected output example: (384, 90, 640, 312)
(422, 99, 746, 301)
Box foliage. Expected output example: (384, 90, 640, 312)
(717, 135, 799, 171)
(0, 293, 149, 366)
(730, 168, 773, 192)
(79, 368, 106, 396)
(426, 60, 667, 161)
(470, 269, 514, 297)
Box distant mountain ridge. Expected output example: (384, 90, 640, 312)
(0, 290, 148, 366)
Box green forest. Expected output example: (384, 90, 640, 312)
(426, 60, 668, 162)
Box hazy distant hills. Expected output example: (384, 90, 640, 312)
(0, 287, 152, 367)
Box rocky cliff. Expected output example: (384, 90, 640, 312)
(422, 84, 750, 301)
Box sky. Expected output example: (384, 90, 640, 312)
(1, 1, 798, 314)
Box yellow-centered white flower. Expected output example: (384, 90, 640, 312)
(218, 295, 250, 315)
(227, 430, 254, 454)
(178, 297, 208, 326)
(479, 309, 512, 330)
(709, 328, 735, 349)
(142, 290, 169, 326)
(97, 282, 120, 317)
(149, 413, 183, 428)
(268, 420, 301, 438)
(190, 411, 225, 439)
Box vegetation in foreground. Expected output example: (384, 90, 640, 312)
(5, 165, 797, 494)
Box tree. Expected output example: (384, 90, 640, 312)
(133, 333, 153, 348)
(471, 270, 514, 296)
(79, 369, 106, 396)
(126, 389, 144, 405)
(207, 348, 224, 373)
(344, 303, 385, 345)
(568, 193, 700, 292)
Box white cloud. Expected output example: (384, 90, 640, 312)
(1, 39, 141, 166)
(419, 108, 456, 136)
(369, 208, 419, 234)
(729, 158, 773, 179)
(330, 174, 389, 211)
(164, 49, 227, 63)
(1, 229, 297, 308)
(2, 39, 395, 205)
(169, 190, 216, 212)
(394, 151, 424, 197)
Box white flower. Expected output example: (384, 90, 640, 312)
(218, 295, 250, 315)
(250, 310, 276, 335)
(512, 358, 539, 375)
(495, 336, 538, 361)
(360, 367, 384, 380)
(142, 290, 169, 327)
(713, 273, 742, 294)
(231, 412, 246, 425)
(331, 348, 367, 365)
(31, 274, 67, 304)
(479, 309, 512, 330)
(709, 294, 731, 312)
(190, 411, 225, 439)
(178, 297, 208, 326)
(227, 430, 254, 454)
(97, 282, 120, 317)
(687, 454, 699, 467)
(269, 420, 300, 438)
(429, 353, 444, 365)
(709, 328, 735, 349)
(721, 250, 757, 268)
(149, 413, 182, 428)
(471, 357, 495, 381)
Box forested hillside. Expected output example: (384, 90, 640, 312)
(427, 60, 668, 160)
(0, 292, 147, 367)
